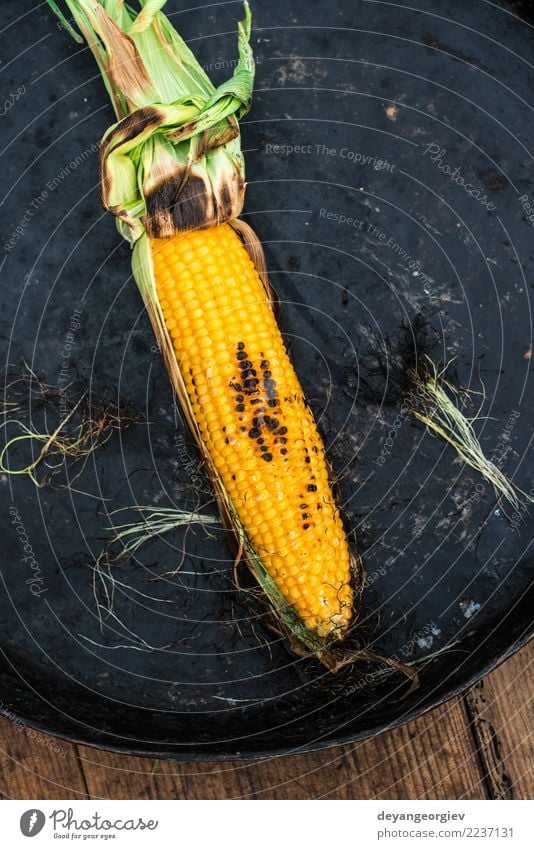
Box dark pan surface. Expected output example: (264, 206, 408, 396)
(0, 0, 532, 759)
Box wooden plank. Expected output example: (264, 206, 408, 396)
(76, 696, 483, 800)
(463, 641, 534, 800)
(1, 643, 531, 799)
(0, 715, 87, 799)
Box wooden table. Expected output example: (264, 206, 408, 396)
(0, 641, 531, 800)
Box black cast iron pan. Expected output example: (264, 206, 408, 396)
(0, 0, 532, 759)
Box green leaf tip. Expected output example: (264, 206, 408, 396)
(47, 0, 255, 242)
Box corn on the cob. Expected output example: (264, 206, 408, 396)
(48, 0, 361, 658)
(151, 223, 352, 637)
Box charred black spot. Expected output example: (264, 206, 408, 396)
(237, 342, 245, 350)
(235, 394, 244, 403)
(303, 523, 310, 530)
(280, 448, 288, 455)
(260, 360, 269, 370)
(307, 484, 317, 492)
(239, 361, 252, 370)
(305, 456, 311, 464)
(236, 404, 245, 412)
(237, 351, 248, 361)
(264, 378, 276, 390)
(249, 427, 261, 439)
(145, 172, 210, 238)
(242, 369, 257, 379)
(267, 399, 279, 408)
(262, 453, 273, 462)
(250, 398, 262, 405)
(300, 504, 307, 510)
(274, 437, 287, 445)
(257, 437, 265, 444)
(244, 378, 259, 389)
(277, 427, 288, 436)
(263, 370, 272, 379)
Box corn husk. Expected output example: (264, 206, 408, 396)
(46, 0, 375, 667)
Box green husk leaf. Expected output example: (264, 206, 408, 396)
(47, 0, 254, 241)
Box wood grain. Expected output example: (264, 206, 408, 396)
(0, 642, 532, 800)
(465, 646, 534, 800)
(75, 696, 481, 800)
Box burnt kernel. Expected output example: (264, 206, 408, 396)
(237, 350, 248, 361)
(302, 512, 311, 519)
(260, 359, 269, 370)
(267, 399, 279, 408)
(230, 382, 242, 392)
(264, 378, 276, 390)
(316, 504, 322, 510)
(239, 360, 252, 370)
(235, 394, 244, 402)
(280, 448, 288, 455)
(244, 378, 259, 389)
(242, 368, 257, 379)
(262, 453, 273, 462)
(303, 523, 310, 530)
(274, 437, 287, 445)
(240, 426, 247, 432)
(236, 404, 245, 412)
(232, 474, 236, 480)
(225, 437, 230, 444)
(305, 456, 311, 464)
(260, 445, 268, 452)
(237, 342, 245, 350)
(250, 398, 262, 405)
(257, 437, 265, 444)
(266, 389, 278, 400)
(263, 370, 272, 379)
(249, 427, 261, 439)
(307, 484, 318, 492)
(277, 426, 288, 436)
(300, 503, 307, 510)
(222, 426, 227, 432)
(312, 445, 318, 453)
